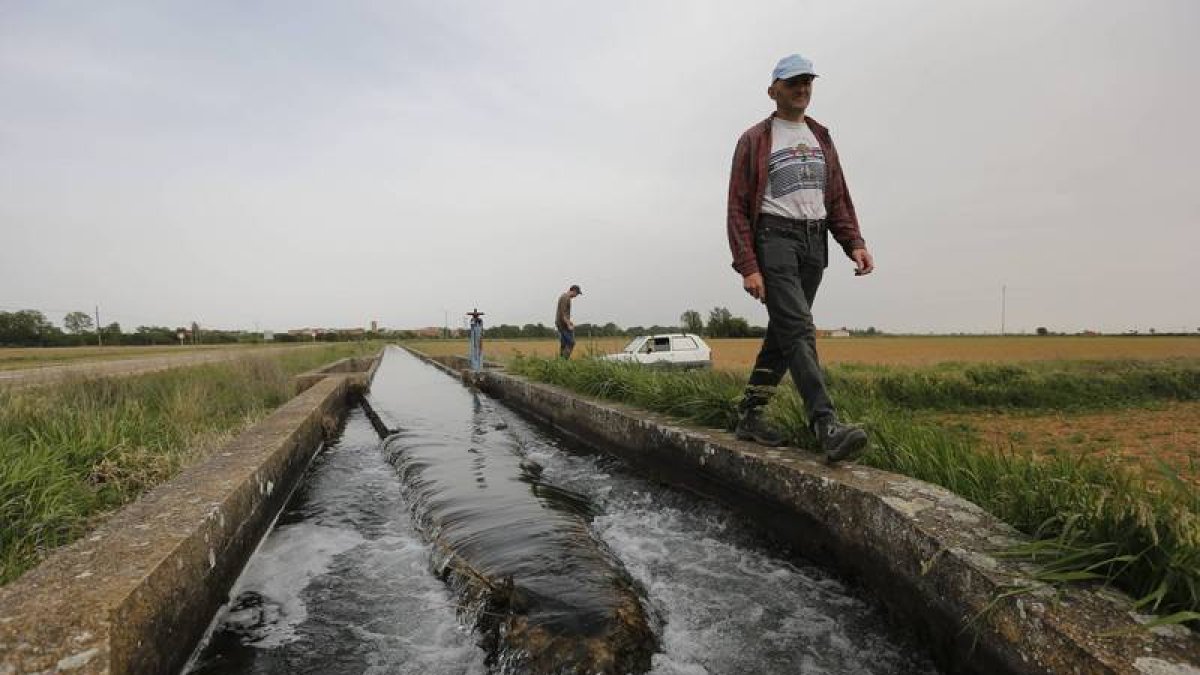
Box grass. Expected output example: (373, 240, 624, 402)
(828, 359, 1200, 411)
(924, 403, 1200, 485)
(0, 342, 376, 584)
(507, 355, 1200, 621)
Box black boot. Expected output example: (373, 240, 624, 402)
(813, 416, 868, 463)
(735, 405, 787, 447)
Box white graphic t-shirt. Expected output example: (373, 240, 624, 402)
(760, 117, 827, 221)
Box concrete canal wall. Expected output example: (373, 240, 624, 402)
(292, 354, 380, 395)
(411, 349, 1200, 675)
(0, 354, 379, 675)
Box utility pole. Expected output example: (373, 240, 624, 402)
(95, 305, 102, 347)
(1000, 285, 1007, 335)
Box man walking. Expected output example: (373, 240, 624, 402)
(726, 54, 875, 463)
(555, 284, 582, 359)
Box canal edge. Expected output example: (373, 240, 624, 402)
(0, 352, 381, 675)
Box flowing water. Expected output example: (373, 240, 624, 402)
(189, 347, 941, 674)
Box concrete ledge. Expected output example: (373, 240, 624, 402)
(292, 352, 381, 395)
(0, 377, 352, 675)
(408, 350, 1200, 675)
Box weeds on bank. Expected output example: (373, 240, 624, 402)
(509, 355, 1200, 621)
(0, 343, 375, 584)
(829, 358, 1200, 411)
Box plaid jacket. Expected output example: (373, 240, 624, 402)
(726, 114, 866, 277)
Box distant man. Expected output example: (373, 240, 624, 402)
(555, 284, 582, 359)
(726, 54, 875, 463)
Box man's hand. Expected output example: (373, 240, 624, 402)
(743, 272, 766, 302)
(851, 248, 875, 276)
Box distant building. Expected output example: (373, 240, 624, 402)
(829, 328, 851, 338)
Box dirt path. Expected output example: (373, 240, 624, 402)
(0, 344, 323, 389)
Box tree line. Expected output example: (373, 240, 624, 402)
(480, 307, 766, 340)
(0, 310, 390, 347)
(0, 305, 788, 348)
(0, 310, 259, 347)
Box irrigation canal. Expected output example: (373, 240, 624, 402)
(187, 347, 941, 674)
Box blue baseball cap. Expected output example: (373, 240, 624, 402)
(771, 54, 818, 82)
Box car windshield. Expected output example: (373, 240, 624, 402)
(621, 337, 645, 353)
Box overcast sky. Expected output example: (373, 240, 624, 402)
(2, 0, 1197, 334)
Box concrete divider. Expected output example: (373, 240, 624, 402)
(0, 352, 380, 675)
(408, 349, 1200, 675)
(292, 354, 380, 395)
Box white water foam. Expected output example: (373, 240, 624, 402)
(192, 408, 489, 674)
(503, 406, 940, 675)
(344, 535, 489, 675)
(224, 522, 365, 647)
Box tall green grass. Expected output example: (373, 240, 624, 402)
(510, 356, 1200, 620)
(0, 343, 375, 584)
(829, 358, 1200, 411)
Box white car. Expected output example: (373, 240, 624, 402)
(601, 333, 712, 369)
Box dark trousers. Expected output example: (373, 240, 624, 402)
(558, 328, 575, 359)
(743, 215, 835, 426)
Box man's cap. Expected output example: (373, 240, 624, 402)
(771, 54, 818, 82)
(569, 284, 582, 295)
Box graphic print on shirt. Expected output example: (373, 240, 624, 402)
(768, 142, 826, 198)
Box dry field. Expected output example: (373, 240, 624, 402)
(0, 344, 280, 371)
(14, 336, 1195, 375)
(930, 403, 1200, 483)
(408, 335, 1200, 370)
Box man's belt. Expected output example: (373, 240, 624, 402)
(757, 213, 826, 232)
